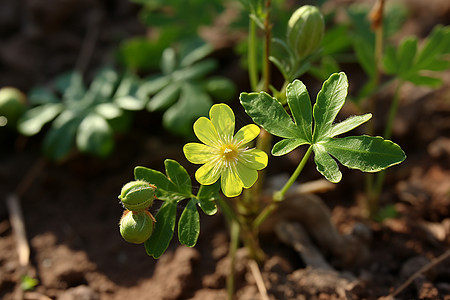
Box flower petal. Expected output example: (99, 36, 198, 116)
(193, 117, 219, 146)
(239, 149, 268, 170)
(234, 124, 260, 147)
(195, 161, 222, 185)
(236, 162, 258, 188)
(221, 166, 243, 197)
(183, 143, 214, 164)
(209, 104, 235, 143)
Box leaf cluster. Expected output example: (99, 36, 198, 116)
(17, 68, 144, 160)
(137, 40, 235, 136)
(383, 25, 450, 87)
(241, 72, 406, 183)
(134, 159, 219, 258)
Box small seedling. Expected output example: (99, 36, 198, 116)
(17, 68, 144, 160)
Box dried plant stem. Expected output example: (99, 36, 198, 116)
(390, 249, 450, 297)
(248, 259, 270, 300)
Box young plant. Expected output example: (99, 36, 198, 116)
(137, 40, 235, 136)
(17, 68, 144, 160)
(117, 72, 405, 261)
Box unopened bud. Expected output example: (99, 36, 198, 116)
(287, 5, 324, 60)
(119, 210, 154, 244)
(119, 180, 156, 211)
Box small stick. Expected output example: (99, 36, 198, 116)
(390, 249, 450, 297)
(6, 194, 29, 267)
(248, 259, 270, 300)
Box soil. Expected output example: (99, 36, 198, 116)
(1, 0, 450, 299)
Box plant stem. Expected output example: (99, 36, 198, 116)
(262, 0, 272, 93)
(383, 80, 403, 140)
(248, 18, 259, 92)
(273, 145, 313, 202)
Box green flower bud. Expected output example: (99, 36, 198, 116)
(119, 180, 156, 211)
(287, 5, 324, 60)
(119, 210, 154, 244)
(0, 87, 26, 128)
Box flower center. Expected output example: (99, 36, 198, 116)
(220, 144, 239, 162)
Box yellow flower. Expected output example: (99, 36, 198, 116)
(183, 104, 268, 197)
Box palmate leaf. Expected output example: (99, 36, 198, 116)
(382, 25, 450, 87)
(241, 72, 406, 184)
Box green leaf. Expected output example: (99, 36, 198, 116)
(178, 199, 200, 247)
(162, 84, 212, 136)
(54, 71, 85, 101)
(134, 166, 182, 201)
(28, 87, 59, 105)
(76, 113, 114, 157)
(161, 48, 177, 74)
(286, 80, 313, 142)
(272, 138, 309, 156)
(404, 74, 442, 88)
(164, 159, 192, 196)
(42, 111, 80, 161)
(382, 45, 399, 75)
(313, 144, 342, 183)
(353, 36, 376, 78)
(329, 113, 372, 137)
(172, 59, 217, 81)
(397, 37, 418, 73)
(196, 182, 219, 215)
(240, 92, 298, 138)
(147, 84, 181, 112)
(415, 25, 450, 70)
(17, 103, 64, 136)
(86, 68, 118, 100)
(313, 72, 348, 142)
(145, 201, 177, 259)
(95, 103, 123, 120)
(322, 136, 406, 172)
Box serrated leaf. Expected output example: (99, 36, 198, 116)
(272, 138, 309, 156)
(134, 166, 182, 201)
(329, 113, 372, 137)
(312, 72, 348, 142)
(17, 103, 64, 136)
(286, 80, 313, 142)
(196, 183, 219, 215)
(76, 113, 114, 157)
(313, 144, 342, 183)
(178, 199, 200, 247)
(145, 201, 177, 259)
(240, 92, 299, 138)
(322, 136, 406, 172)
(164, 159, 192, 197)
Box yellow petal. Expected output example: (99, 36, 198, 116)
(193, 117, 219, 146)
(239, 149, 268, 170)
(183, 143, 214, 164)
(209, 104, 235, 142)
(220, 166, 243, 197)
(236, 162, 258, 188)
(195, 161, 222, 185)
(234, 124, 260, 147)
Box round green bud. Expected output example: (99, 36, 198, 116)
(119, 180, 156, 211)
(287, 5, 324, 61)
(0, 87, 26, 128)
(119, 210, 154, 244)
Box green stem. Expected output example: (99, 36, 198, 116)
(273, 145, 313, 202)
(262, 0, 272, 93)
(248, 18, 258, 92)
(383, 80, 403, 139)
